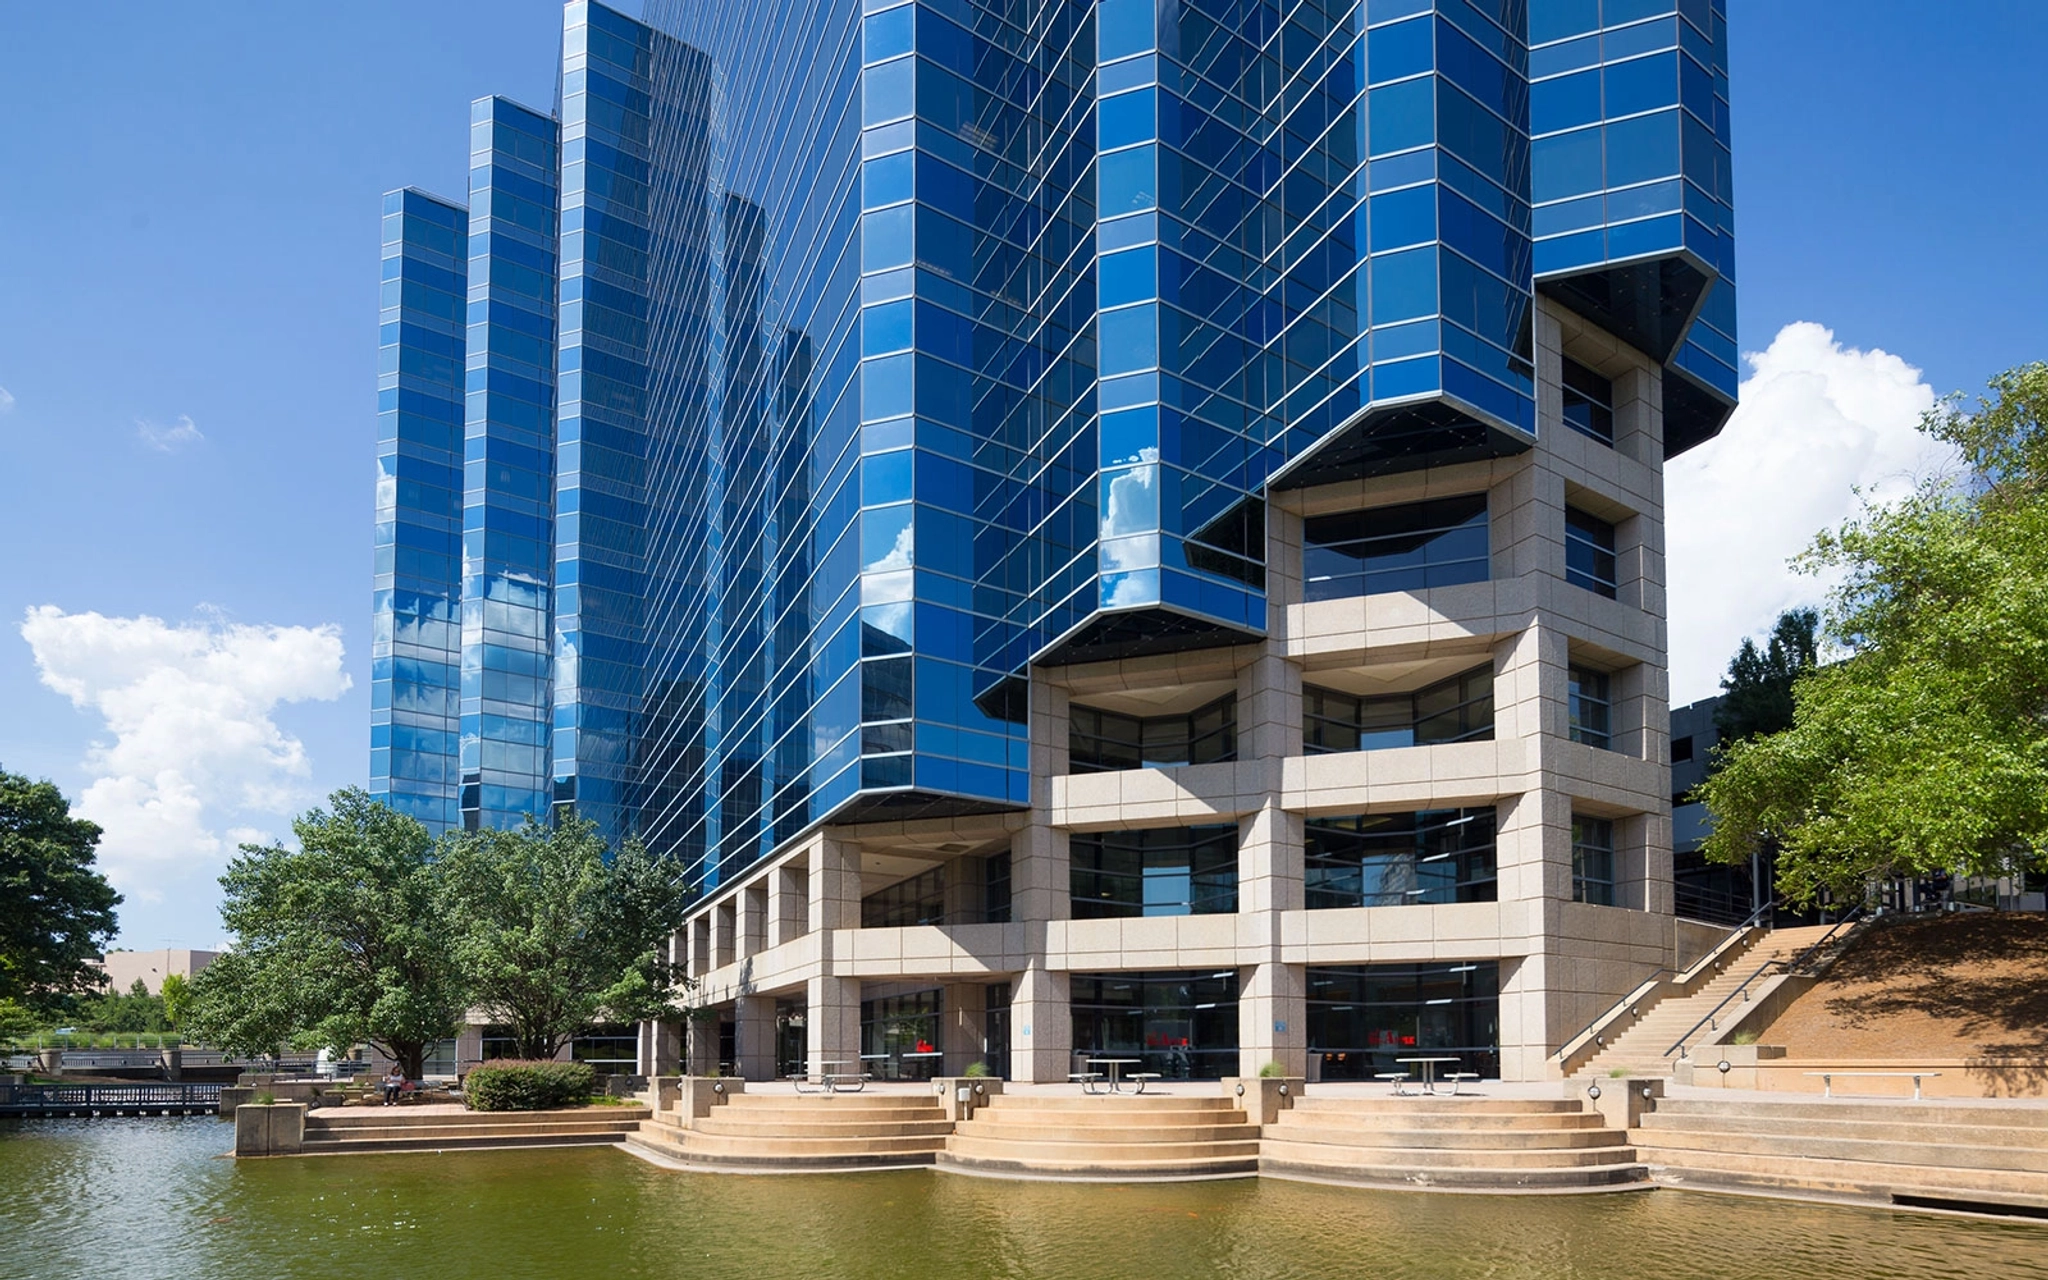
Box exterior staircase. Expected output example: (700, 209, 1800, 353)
(1634, 1096, 2048, 1216)
(937, 1092, 1259, 1180)
(1261, 1096, 1646, 1190)
(1573, 924, 1839, 1077)
(301, 1105, 648, 1155)
(626, 1092, 950, 1172)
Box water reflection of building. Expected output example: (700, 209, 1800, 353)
(375, 0, 1741, 1083)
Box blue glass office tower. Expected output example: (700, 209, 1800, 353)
(373, 0, 1736, 868)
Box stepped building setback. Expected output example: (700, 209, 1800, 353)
(372, 0, 1739, 1084)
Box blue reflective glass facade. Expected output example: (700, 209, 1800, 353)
(465, 98, 561, 831)
(374, 0, 1735, 884)
(372, 189, 466, 833)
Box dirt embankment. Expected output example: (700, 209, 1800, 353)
(1766, 912, 2048, 1059)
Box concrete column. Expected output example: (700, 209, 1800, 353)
(1009, 961, 1071, 1084)
(808, 833, 861, 934)
(1498, 952, 1550, 1082)
(1612, 362, 1663, 466)
(942, 856, 982, 925)
(768, 860, 806, 947)
(1237, 803, 1303, 918)
(1009, 822, 1068, 924)
(691, 916, 712, 977)
(741, 883, 768, 957)
(649, 1019, 682, 1077)
(1237, 961, 1307, 1078)
(1235, 652, 1302, 766)
(805, 974, 861, 1072)
(685, 1014, 719, 1075)
(942, 982, 988, 1076)
(455, 1024, 483, 1073)
(713, 900, 737, 969)
(734, 994, 776, 1082)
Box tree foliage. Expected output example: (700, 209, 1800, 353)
(159, 972, 192, 1031)
(82, 978, 167, 1033)
(0, 769, 122, 1007)
(1713, 608, 1819, 744)
(187, 789, 465, 1076)
(438, 815, 691, 1060)
(1701, 363, 2048, 904)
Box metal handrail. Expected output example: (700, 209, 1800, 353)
(1666, 906, 1865, 1059)
(1553, 898, 1777, 1063)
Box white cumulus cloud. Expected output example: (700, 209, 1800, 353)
(1664, 322, 1961, 705)
(137, 413, 204, 451)
(18, 607, 351, 900)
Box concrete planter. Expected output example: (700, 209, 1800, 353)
(34, 1049, 61, 1076)
(1570, 1075, 1664, 1130)
(233, 1103, 306, 1157)
(1225, 1076, 1303, 1127)
(931, 1076, 1003, 1121)
(665, 1075, 745, 1128)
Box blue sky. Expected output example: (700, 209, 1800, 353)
(1, 1, 2043, 950)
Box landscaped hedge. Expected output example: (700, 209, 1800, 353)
(463, 1059, 595, 1112)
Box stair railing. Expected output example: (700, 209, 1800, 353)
(1665, 906, 1866, 1060)
(1553, 899, 1777, 1070)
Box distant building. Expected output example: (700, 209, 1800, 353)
(92, 949, 218, 996)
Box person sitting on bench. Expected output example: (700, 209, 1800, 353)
(380, 1064, 406, 1106)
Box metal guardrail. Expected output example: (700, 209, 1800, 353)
(1554, 898, 1777, 1065)
(0, 1083, 224, 1116)
(1666, 906, 1866, 1059)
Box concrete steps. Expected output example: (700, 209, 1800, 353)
(1633, 1097, 2048, 1213)
(626, 1094, 951, 1172)
(1573, 926, 1839, 1078)
(301, 1106, 648, 1155)
(1261, 1096, 1646, 1191)
(938, 1093, 1258, 1181)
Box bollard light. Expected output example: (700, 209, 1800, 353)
(1234, 1082, 1245, 1096)
(712, 1080, 725, 1094)
(1278, 1083, 1289, 1097)
(1717, 1060, 1731, 1075)
(1587, 1083, 1602, 1101)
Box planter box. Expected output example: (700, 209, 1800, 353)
(233, 1103, 306, 1156)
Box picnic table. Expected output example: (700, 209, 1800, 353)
(1395, 1056, 1469, 1095)
(1807, 1070, 1941, 1100)
(1082, 1057, 1157, 1093)
(792, 1059, 869, 1093)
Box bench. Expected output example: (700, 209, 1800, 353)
(1127, 1072, 1162, 1094)
(1806, 1071, 1941, 1101)
(1442, 1072, 1480, 1096)
(1374, 1071, 1412, 1096)
(1068, 1071, 1104, 1094)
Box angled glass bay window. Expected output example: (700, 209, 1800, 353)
(862, 866, 946, 928)
(1071, 825, 1239, 918)
(1069, 694, 1236, 773)
(1568, 665, 1613, 749)
(1305, 809, 1498, 909)
(1560, 357, 1615, 444)
(1303, 496, 1490, 602)
(1564, 507, 1619, 598)
(1573, 814, 1617, 906)
(1303, 666, 1494, 754)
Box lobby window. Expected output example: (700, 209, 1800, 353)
(1070, 970, 1239, 1081)
(1304, 665, 1493, 754)
(1564, 507, 1618, 598)
(1303, 495, 1489, 602)
(1070, 824, 1239, 918)
(1561, 357, 1615, 445)
(1304, 808, 1497, 909)
(1069, 694, 1236, 773)
(983, 849, 1012, 924)
(1671, 735, 1694, 763)
(1307, 962, 1500, 1081)
(862, 866, 946, 928)
(1568, 666, 1613, 750)
(1573, 815, 1617, 906)
(860, 989, 942, 1080)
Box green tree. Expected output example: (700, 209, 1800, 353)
(0, 999, 38, 1049)
(84, 978, 166, 1034)
(1700, 363, 2048, 905)
(0, 769, 122, 1007)
(1713, 608, 1819, 744)
(186, 789, 464, 1077)
(159, 972, 192, 1031)
(438, 815, 691, 1060)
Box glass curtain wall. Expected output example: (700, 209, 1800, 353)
(1307, 961, 1500, 1080)
(1071, 824, 1240, 917)
(1305, 808, 1498, 908)
(1070, 970, 1239, 1080)
(1303, 497, 1491, 601)
(1303, 665, 1493, 753)
(860, 990, 943, 1080)
(1069, 694, 1237, 772)
(372, 190, 467, 833)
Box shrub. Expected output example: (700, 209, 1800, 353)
(1732, 1029, 1761, 1046)
(463, 1059, 596, 1112)
(1258, 1061, 1286, 1078)
(963, 1061, 992, 1078)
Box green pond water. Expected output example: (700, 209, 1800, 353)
(4, 1118, 2046, 1280)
